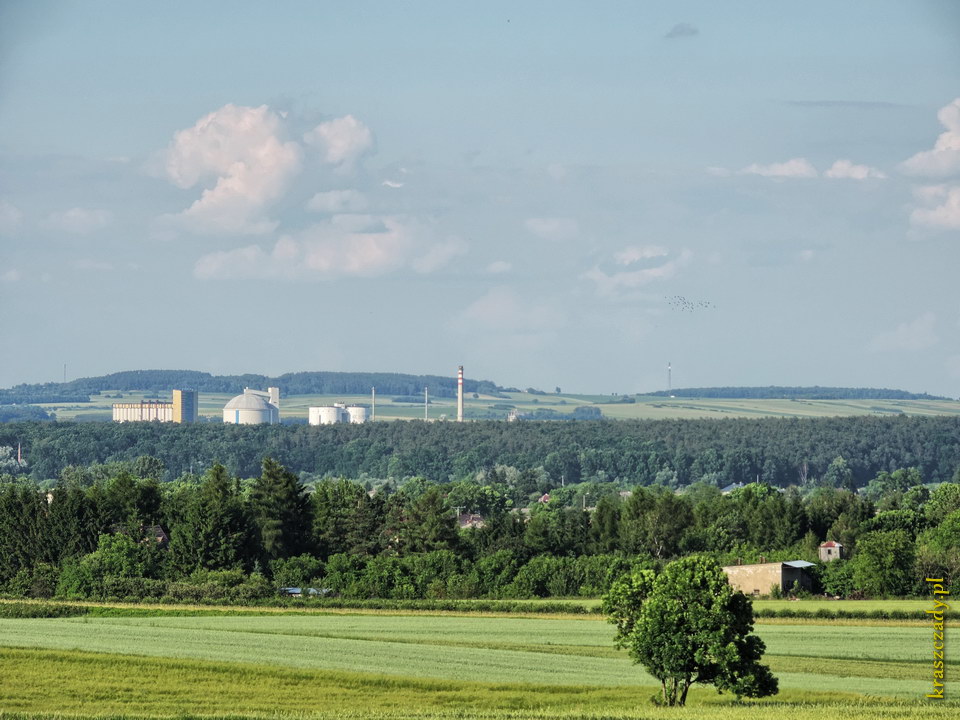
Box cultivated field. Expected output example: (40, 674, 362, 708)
(39, 390, 960, 423)
(0, 608, 956, 719)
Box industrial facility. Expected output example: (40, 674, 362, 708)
(223, 387, 280, 425)
(112, 389, 198, 423)
(309, 403, 367, 425)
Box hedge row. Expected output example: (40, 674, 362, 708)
(0, 602, 89, 618)
(753, 607, 927, 620)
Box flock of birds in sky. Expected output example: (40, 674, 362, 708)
(664, 295, 716, 312)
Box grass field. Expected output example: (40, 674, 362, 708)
(0, 609, 956, 719)
(39, 389, 960, 423)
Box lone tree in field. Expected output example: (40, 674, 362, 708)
(602, 555, 778, 706)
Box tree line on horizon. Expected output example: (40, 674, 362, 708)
(2, 414, 960, 487)
(0, 369, 504, 405)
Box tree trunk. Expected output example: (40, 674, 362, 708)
(679, 676, 691, 706)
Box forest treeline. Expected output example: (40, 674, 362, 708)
(1, 457, 959, 603)
(0, 369, 503, 404)
(3, 415, 960, 486)
(643, 386, 948, 400)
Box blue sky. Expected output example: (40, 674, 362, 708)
(2, 1, 959, 395)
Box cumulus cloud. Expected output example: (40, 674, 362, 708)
(664, 22, 698, 39)
(910, 184, 960, 230)
(194, 215, 441, 279)
(824, 159, 886, 180)
(306, 189, 367, 213)
(42, 207, 113, 234)
(411, 237, 468, 274)
(303, 115, 373, 169)
(460, 286, 562, 332)
(585, 250, 693, 298)
(1, 269, 21, 283)
(162, 104, 302, 235)
(382, 179, 404, 189)
(901, 98, 960, 177)
(524, 217, 579, 242)
(486, 260, 512, 274)
(740, 158, 818, 178)
(869, 312, 938, 352)
(0, 199, 23, 234)
(614, 245, 668, 265)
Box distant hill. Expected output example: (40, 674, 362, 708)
(0, 370, 503, 405)
(641, 386, 949, 401)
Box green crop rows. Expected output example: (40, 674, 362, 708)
(0, 610, 957, 719)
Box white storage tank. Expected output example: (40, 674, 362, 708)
(346, 406, 367, 424)
(223, 388, 280, 425)
(309, 406, 343, 425)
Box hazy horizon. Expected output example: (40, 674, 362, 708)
(2, 2, 959, 396)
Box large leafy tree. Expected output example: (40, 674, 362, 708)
(602, 555, 778, 706)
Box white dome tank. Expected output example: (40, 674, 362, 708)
(223, 389, 280, 425)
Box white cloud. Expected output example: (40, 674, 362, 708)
(585, 250, 693, 298)
(306, 189, 367, 213)
(824, 159, 886, 180)
(162, 104, 302, 235)
(411, 237, 468, 274)
(486, 260, 512, 274)
(910, 184, 960, 230)
(382, 179, 404, 188)
(740, 158, 818, 178)
(460, 286, 562, 332)
(1, 269, 21, 283)
(43, 207, 113, 234)
(524, 217, 579, 242)
(194, 215, 429, 279)
(303, 115, 373, 168)
(614, 245, 669, 266)
(869, 312, 938, 352)
(901, 98, 960, 177)
(0, 200, 23, 234)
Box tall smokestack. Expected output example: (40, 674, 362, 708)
(457, 366, 464, 422)
(371, 387, 376, 421)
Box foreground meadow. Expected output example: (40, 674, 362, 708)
(0, 609, 956, 719)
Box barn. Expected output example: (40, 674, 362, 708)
(721, 560, 815, 596)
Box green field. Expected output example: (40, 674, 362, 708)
(39, 389, 960, 423)
(1, 609, 956, 719)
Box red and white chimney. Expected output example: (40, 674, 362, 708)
(457, 366, 464, 422)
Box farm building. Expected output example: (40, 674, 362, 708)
(819, 541, 844, 562)
(722, 560, 814, 596)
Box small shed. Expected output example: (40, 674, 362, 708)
(722, 560, 814, 596)
(819, 540, 844, 562)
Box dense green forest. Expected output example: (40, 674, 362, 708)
(2, 415, 960, 486)
(1, 455, 958, 603)
(643, 386, 949, 400)
(0, 370, 503, 404)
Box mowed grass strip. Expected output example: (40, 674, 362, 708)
(1, 647, 954, 720)
(0, 647, 645, 717)
(0, 615, 951, 699)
